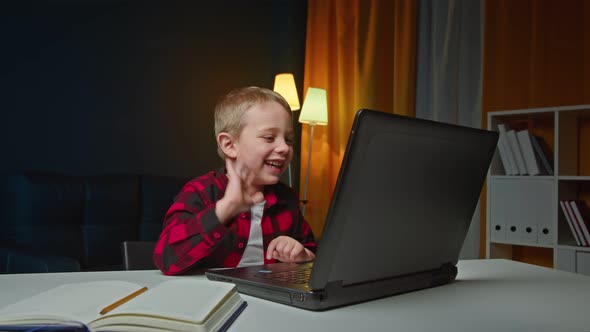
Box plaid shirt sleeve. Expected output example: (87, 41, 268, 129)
(153, 171, 231, 275)
(153, 170, 317, 275)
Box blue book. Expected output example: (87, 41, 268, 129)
(0, 322, 88, 332)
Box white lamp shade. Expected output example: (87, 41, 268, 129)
(273, 73, 300, 111)
(299, 87, 328, 126)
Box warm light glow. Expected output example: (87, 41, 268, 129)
(273, 73, 300, 111)
(299, 87, 328, 126)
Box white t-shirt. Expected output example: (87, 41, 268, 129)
(237, 201, 266, 267)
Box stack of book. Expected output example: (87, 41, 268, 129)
(560, 200, 590, 246)
(496, 123, 553, 176)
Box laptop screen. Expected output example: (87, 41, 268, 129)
(309, 109, 498, 289)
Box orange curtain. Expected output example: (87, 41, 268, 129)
(301, 0, 417, 237)
(481, 0, 590, 257)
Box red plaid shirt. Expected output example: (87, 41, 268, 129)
(153, 169, 317, 275)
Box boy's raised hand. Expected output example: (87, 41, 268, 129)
(266, 236, 316, 263)
(215, 158, 265, 225)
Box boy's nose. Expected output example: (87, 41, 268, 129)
(275, 139, 290, 154)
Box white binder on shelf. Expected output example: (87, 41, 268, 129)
(497, 124, 520, 175)
(516, 130, 542, 176)
(506, 129, 528, 175)
(521, 183, 538, 243)
(497, 135, 516, 175)
(495, 128, 517, 175)
(490, 180, 507, 241)
(534, 180, 554, 245)
(505, 181, 523, 243)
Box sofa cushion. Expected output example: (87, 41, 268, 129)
(0, 248, 81, 273)
(0, 173, 85, 261)
(0, 172, 191, 273)
(82, 175, 140, 268)
(140, 175, 190, 241)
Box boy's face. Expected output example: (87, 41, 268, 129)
(233, 101, 294, 188)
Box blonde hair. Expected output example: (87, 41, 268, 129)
(214, 86, 292, 159)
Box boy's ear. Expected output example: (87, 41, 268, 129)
(217, 132, 238, 159)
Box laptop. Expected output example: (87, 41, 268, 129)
(206, 109, 498, 311)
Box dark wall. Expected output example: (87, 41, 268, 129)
(0, 0, 307, 181)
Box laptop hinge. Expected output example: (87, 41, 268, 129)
(320, 263, 457, 308)
(330, 262, 458, 289)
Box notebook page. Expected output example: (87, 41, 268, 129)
(104, 279, 236, 324)
(0, 280, 143, 324)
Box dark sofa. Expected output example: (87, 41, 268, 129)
(0, 172, 191, 273)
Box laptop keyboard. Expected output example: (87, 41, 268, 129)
(254, 266, 312, 284)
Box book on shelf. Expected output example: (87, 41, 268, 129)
(496, 130, 517, 175)
(516, 129, 542, 175)
(496, 124, 519, 175)
(505, 128, 528, 175)
(564, 200, 587, 246)
(0, 279, 247, 332)
(570, 200, 590, 246)
(560, 200, 582, 246)
(529, 134, 554, 175)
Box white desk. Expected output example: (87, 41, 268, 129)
(1, 259, 590, 332)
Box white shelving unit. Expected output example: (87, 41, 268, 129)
(486, 105, 590, 276)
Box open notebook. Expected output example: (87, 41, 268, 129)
(207, 109, 498, 310)
(0, 279, 246, 332)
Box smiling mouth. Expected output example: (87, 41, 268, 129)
(264, 161, 284, 169)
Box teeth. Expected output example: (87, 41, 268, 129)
(265, 161, 283, 168)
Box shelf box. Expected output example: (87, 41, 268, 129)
(489, 178, 555, 245)
(554, 248, 590, 276)
(577, 251, 590, 276)
(555, 248, 576, 272)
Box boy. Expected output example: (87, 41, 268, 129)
(153, 86, 317, 275)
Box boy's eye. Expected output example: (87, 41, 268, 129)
(263, 136, 274, 142)
(285, 138, 294, 146)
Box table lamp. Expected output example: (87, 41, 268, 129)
(298, 87, 328, 216)
(273, 73, 300, 187)
(273, 73, 300, 111)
